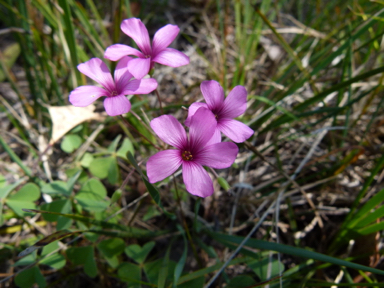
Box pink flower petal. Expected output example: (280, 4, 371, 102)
(69, 86, 107, 107)
(114, 56, 133, 92)
(189, 108, 216, 150)
(150, 115, 187, 149)
(184, 102, 208, 126)
(120, 18, 152, 55)
(122, 78, 158, 95)
(205, 128, 222, 146)
(77, 58, 114, 91)
(200, 80, 225, 111)
(152, 48, 189, 67)
(147, 150, 182, 183)
(127, 57, 151, 79)
(220, 86, 248, 118)
(104, 44, 144, 61)
(152, 24, 180, 56)
(196, 142, 238, 169)
(103, 95, 131, 116)
(218, 118, 254, 143)
(182, 162, 214, 197)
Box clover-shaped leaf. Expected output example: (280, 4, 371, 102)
(6, 183, 40, 217)
(125, 241, 155, 264)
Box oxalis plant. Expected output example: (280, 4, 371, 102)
(4, 8, 384, 288)
(10, 17, 253, 287)
(69, 18, 253, 197)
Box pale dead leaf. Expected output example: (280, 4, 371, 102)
(48, 105, 105, 144)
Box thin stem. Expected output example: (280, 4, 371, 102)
(173, 175, 202, 268)
(154, 89, 164, 115)
(118, 115, 160, 150)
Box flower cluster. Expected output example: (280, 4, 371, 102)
(69, 18, 253, 197)
(69, 18, 189, 116)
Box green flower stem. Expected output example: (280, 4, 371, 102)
(118, 115, 160, 150)
(173, 175, 203, 268)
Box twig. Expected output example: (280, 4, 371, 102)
(154, 89, 164, 114)
(244, 141, 324, 228)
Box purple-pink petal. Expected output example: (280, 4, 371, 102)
(114, 56, 134, 92)
(103, 95, 131, 116)
(69, 85, 107, 107)
(120, 18, 152, 55)
(182, 162, 214, 198)
(196, 142, 238, 169)
(218, 118, 254, 143)
(205, 128, 222, 146)
(220, 86, 248, 118)
(122, 78, 158, 95)
(147, 150, 182, 183)
(152, 24, 180, 56)
(150, 115, 187, 149)
(152, 48, 190, 67)
(77, 58, 114, 91)
(184, 102, 208, 126)
(189, 108, 216, 150)
(104, 44, 144, 61)
(200, 80, 225, 111)
(127, 57, 151, 79)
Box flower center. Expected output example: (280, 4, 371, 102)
(181, 150, 193, 161)
(111, 90, 118, 96)
(145, 55, 151, 58)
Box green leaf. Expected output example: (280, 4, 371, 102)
(217, 177, 231, 191)
(23, 208, 134, 232)
(210, 232, 384, 276)
(117, 137, 134, 160)
(125, 241, 155, 264)
(40, 241, 66, 270)
(143, 206, 160, 221)
(41, 181, 71, 196)
(173, 230, 187, 288)
(0, 178, 24, 199)
(66, 246, 97, 278)
(14, 252, 36, 267)
(248, 257, 284, 281)
(40, 199, 72, 230)
(19, 230, 83, 258)
(89, 157, 114, 179)
(97, 238, 125, 268)
(127, 152, 174, 218)
(227, 275, 256, 288)
(118, 262, 142, 287)
(75, 178, 109, 212)
(107, 156, 119, 185)
(158, 243, 172, 288)
(6, 183, 40, 217)
(110, 189, 122, 205)
(0, 174, 5, 188)
(176, 277, 205, 288)
(15, 266, 46, 288)
(143, 258, 176, 285)
(108, 134, 122, 152)
(61, 134, 82, 153)
(176, 257, 247, 285)
(0, 43, 21, 82)
(80, 152, 94, 168)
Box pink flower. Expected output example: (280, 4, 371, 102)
(69, 57, 157, 116)
(104, 18, 190, 79)
(146, 108, 238, 198)
(185, 80, 254, 143)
